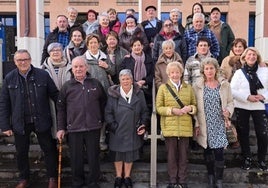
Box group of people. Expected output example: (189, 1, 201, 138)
(0, 2, 267, 188)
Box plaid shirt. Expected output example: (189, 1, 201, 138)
(184, 27, 219, 59)
(58, 31, 69, 49)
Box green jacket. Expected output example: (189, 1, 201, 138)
(156, 80, 197, 137)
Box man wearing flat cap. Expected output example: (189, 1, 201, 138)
(141, 5, 162, 55)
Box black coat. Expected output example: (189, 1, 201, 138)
(57, 76, 107, 132)
(0, 66, 59, 135)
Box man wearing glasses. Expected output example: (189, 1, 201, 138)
(0, 49, 59, 188)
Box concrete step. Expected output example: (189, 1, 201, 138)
(0, 161, 268, 187)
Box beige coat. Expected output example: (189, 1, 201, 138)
(192, 77, 234, 148)
(220, 51, 235, 81)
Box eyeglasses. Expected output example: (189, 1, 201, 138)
(16, 58, 31, 63)
(164, 23, 173, 27)
(50, 49, 62, 52)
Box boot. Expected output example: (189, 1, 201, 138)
(208, 175, 215, 188)
(215, 161, 224, 188)
(204, 153, 215, 188)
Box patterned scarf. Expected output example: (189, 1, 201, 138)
(131, 51, 146, 81)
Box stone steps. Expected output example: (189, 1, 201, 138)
(0, 142, 267, 186)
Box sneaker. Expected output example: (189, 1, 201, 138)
(100, 142, 108, 151)
(114, 177, 123, 188)
(241, 157, 252, 170)
(167, 183, 178, 188)
(124, 177, 133, 188)
(258, 161, 268, 171)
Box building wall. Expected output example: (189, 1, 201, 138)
(0, 0, 256, 40)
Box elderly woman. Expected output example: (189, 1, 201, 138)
(103, 31, 129, 85)
(169, 8, 185, 35)
(105, 69, 149, 188)
(193, 57, 234, 188)
(153, 19, 187, 64)
(82, 9, 99, 35)
(83, 33, 115, 151)
(64, 27, 87, 64)
(230, 47, 268, 171)
(93, 12, 111, 51)
(156, 62, 197, 188)
(221, 38, 247, 81)
(42, 42, 72, 90)
(155, 39, 183, 90)
(119, 15, 149, 53)
(120, 37, 154, 110)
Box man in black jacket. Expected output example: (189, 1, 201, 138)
(41, 15, 70, 64)
(0, 49, 59, 188)
(57, 56, 107, 188)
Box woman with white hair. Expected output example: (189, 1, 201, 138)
(155, 39, 183, 90)
(169, 8, 185, 35)
(105, 69, 150, 188)
(156, 61, 197, 188)
(230, 47, 268, 172)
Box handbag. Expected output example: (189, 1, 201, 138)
(225, 118, 238, 143)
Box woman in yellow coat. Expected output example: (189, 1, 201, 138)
(156, 61, 197, 188)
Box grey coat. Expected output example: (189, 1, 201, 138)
(105, 84, 150, 152)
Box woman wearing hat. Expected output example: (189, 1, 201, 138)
(119, 15, 149, 53)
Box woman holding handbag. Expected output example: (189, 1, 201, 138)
(192, 57, 234, 188)
(156, 62, 197, 188)
(230, 47, 268, 171)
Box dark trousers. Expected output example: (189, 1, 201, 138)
(68, 129, 100, 187)
(165, 137, 189, 184)
(204, 147, 224, 175)
(236, 108, 268, 162)
(14, 123, 57, 180)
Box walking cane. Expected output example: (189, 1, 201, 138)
(58, 139, 62, 188)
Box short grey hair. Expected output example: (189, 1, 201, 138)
(67, 7, 78, 13)
(14, 49, 31, 60)
(119, 69, 133, 80)
(193, 13, 205, 21)
(162, 39, 175, 50)
(47, 42, 63, 53)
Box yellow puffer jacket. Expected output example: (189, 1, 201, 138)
(156, 80, 197, 137)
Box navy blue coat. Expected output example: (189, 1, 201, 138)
(0, 66, 59, 135)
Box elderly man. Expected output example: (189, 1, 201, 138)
(184, 13, 220, 60)
(41, 15, 70, 64)
(57, 56, 107, 188)
(141, 5, 162, 50)
(208, 7, 235, 64)
(0, 49, 59, 188)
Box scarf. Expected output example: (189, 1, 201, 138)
(131, 51, 146, 81)
(101, 26, 110, 37)
(244, 63, 264, 95)
(46, 57, 68, 90)
(126, 27, 137, 35)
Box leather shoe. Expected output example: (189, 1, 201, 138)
(48, 178, 57, 188)
(16, 180, 29, 188)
